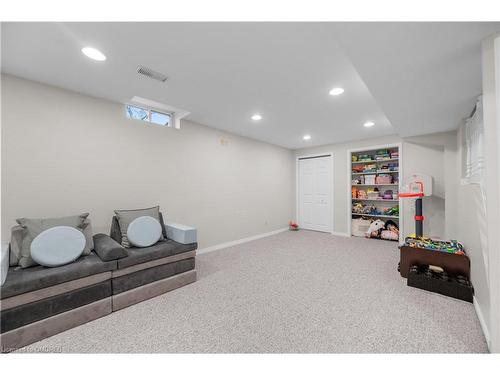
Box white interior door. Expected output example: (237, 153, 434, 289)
(298, 155, 332, 232)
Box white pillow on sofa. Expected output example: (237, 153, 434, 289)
(30, 226, 86, 267)
(127, 216, 162, 248)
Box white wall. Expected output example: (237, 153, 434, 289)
(493, 34, 500, 354)
(294, 132, 457, 239)
(478, 33, 500, 352)
(1, 74, 295, 248)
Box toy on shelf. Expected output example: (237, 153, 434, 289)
(364, 175, 376, 184)
(352, 202, 364, 214)
(375, 149, 391, 160)
(367, 189, 380, 200)
(357, 154, 373, 162)
(388, 162, 398, 171)
(363, 164, 377, 172)
(376, 174, 393, 184)
(352, 165, 365, 173)
(357, 190, 367, 199)
(384, 205, 399, 217)
(382, 190, 394, 199)
(351, 186, 358, 199)
(380, 220, 399, 241)
(352, 202, 383, 216)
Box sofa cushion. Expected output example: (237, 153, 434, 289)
(1, 280, 111, 333)
(15, 213, 89, 268)
(114, 206, 164, 248)
(117, 239, 197, 269)
(0, 252, 117, 299)
(93, 234, 128, 262)
(112, 258, 195, 294)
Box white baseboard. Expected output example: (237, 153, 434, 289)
(331, 231, 350, 237)
(474, 296, 491, 351)
(197, 227, 288, 255)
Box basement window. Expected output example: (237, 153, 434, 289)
(126, 104, 172, 126)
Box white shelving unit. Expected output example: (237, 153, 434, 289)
(348, 144, 402, 242)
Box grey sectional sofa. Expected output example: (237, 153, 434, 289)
(0, 214, 197, 352)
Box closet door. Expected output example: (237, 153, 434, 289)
(298, 156, 332, 232)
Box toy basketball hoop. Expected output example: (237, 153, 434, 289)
(399, 173, 432, 198)
(399, 174, 433, 238)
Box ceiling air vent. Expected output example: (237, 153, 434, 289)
(136, 65, 168, 82)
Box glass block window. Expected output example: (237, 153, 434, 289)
(150, 110, 171, 126)
(126, 105, 172, 127)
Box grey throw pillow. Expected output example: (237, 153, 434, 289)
(114, 206, 164, 248)
(9, 225, 24, 266)
(16, 213, 89, 268)
(82, 219, 94, 255)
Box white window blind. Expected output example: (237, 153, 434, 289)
(462, 96, 484, 185)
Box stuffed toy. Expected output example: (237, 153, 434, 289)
(380, 220, 399, 241)
(366, 219, 385, 238)
(385, 220, 399, 234)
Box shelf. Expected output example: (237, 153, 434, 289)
(352, 198, 399, 202)
(351, 158, 399, 164)
(350, 145, 401, 241)
(352, 184, 399, 186)
(352, 170, 399, 175)
(352, 213, 399, 219)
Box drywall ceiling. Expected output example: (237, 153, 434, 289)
(330, 22, 500, 138)
(2, 22, 499, 149)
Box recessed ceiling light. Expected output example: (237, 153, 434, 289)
(329, 87, 344, 96)
(364, 121, 375, 128)
(303, 134, 312, 141)
(251, 114, 262, 121)
(81, 47, 106, 61)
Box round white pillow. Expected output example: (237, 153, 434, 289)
(31, 226, 86, 267)
(127, 216, 162, 248)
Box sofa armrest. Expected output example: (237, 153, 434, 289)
(165, 222, 197, 244)
(1, 243, 9, 286)
(93, 234, 128, 262)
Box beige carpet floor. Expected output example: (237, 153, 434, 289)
(22, 230, 488, 353)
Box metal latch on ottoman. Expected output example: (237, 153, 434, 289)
(165, 223, 197, 244)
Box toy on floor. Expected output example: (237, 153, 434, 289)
(399, 173, 432, 238)
(408, 265, 473, 302)
(404, 236, 465, 255)
(365, 219, 385, 238)
(288, 221, 299, 231)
